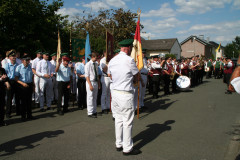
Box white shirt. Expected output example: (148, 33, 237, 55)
(36, 59, 53, 77)
(100, 57, 108, 76)
(151, 61, 162, 69)
(85, 60, 99, 82)
(50, 59, 56, 74)
(1, 58, 10, 69)
(226, 61, 233, 67)
(32, 57, 42, 70)
(108, 51, 139, 91)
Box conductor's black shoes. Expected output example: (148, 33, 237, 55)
(123, 149, 142, 156)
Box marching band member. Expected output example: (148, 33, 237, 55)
(223, 57, 234, 94)
(151, 55, 163, 98)
(162, 57, 173, 95)
(181, 59, 189, 77)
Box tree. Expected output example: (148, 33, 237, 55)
(224, 36, 240, 58)
(72, 8, 143, 54)
(0, 0, 68, 57)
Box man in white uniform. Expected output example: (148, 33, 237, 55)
(100, 52, 111, 114)
(31, 50, 42, 108)
(85, 52, 100, 118)
(50, 53, 58, 103)
(36, 52, 53, 111)
(108, 39, 141, 155)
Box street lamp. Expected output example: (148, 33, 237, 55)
(233, 51, 235, 58)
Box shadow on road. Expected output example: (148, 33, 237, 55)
(140, 99, 177, 120)
(133, 120, 175, 150)
(0, 130, 64, 157)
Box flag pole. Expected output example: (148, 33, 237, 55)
(137, 8, 141, 119)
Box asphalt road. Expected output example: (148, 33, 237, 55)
(0, 77, 239, 160)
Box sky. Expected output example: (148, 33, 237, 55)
(56, 0, 240, 46)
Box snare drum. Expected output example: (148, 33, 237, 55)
(176, 76, 191, 90)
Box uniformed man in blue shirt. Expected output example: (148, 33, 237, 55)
(4, 49, 20, 118)
(55, 56, 72, 115)
(15, 55, 34, 121)
(76, 56, 87, 110)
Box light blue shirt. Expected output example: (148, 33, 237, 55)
(4, 62, 18, 80)
(56, 64, 72, 82)
(15, 63, 33, 83)
(76, 63, 85, 79)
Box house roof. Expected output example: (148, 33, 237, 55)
(209, 41, 225, 49)
(142, 38, 177, 51)
(180, 35, 212, 46)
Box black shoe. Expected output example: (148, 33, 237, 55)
(88, 114, 97, 118)
(102, 109, 108, 114)
(27, 116, 36, 120)
(39, 108, 46, 112)
(116, 147, 123, 152)
(0, 121, 8, 127)
(46, 107, 51, 110)
(78, 107, 84, 110)
(58, 110, 64, 115)
(123, 149, 142, 156)
(21, 117, 27, 122)
(225, 90, 232, 94)
(6, 114, 12, 119)
(63, 109, 71, 113)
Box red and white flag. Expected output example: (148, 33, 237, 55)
(131, 19, 143, 71)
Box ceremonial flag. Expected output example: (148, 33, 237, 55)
(106, 30, 114, 62)
(216, 43, 221, 53)
(57, 30, 61, 65)
(85, 31, 91, 63)
(131, 19, 143, 71)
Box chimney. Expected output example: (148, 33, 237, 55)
(206, 37, 210, 42)
(199, 35, 204, 40)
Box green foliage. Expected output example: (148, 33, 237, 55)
(165, 53, 176, 59)
(72, 8, 143, 54)
(224, 36, 240, 58)
(0, 0, 67, 57)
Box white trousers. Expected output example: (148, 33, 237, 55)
(39, 77, 53, 108)
(140, 75, 148, 107)
(52, 76, 58, 101)
(86, 81, 98, 115)
(33, 75, 40, 103)
(112, 90, 134, 153)
(101, 76, 111, 110)
(133, 86, 138, 110)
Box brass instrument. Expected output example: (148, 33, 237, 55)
(170, 70, 176, 80)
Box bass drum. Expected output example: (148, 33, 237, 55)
(176, 76, 191, 91)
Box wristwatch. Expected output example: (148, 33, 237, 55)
(237, 63, 240, 67)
